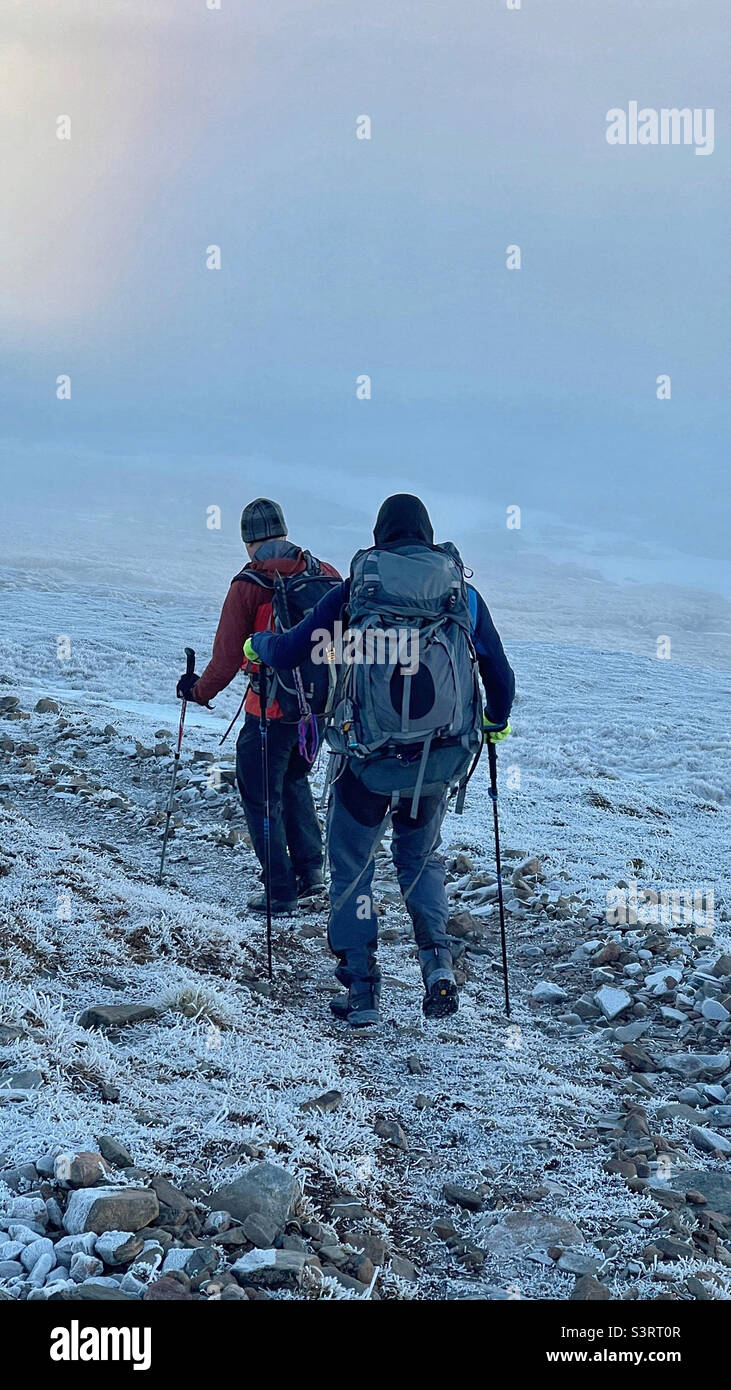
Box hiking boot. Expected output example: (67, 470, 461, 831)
(420, 946, 459, 1019)
(297, 872, 325, 898)
(329, 981, 380, 1028)
(247, 893, 297, 917)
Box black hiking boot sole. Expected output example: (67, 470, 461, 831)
(329, 995, 380, 1029)
(422, 977, 459, 1019)
(247, 897, 298, 917)
(297, 879, 326, 899)
(347, 1009, 380, 1029)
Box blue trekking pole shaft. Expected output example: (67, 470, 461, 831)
(487, 740, 510, 1017)
(158, 646, 195, 886)
(258, 662, 273, 979)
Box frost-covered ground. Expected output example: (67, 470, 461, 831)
(0, 564, 730, 1301)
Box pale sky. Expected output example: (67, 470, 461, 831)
(1, 0, 729, 593)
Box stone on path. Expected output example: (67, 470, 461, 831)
(615, 1021, 651, 1043)
(531, 982, 568, 1004)
(241, 1212, 280, 1248)
(482, 1211, 585, 1258)
(594, 986, 632, 1021)
(571, 1274, 611, 1300)
(71, 1284, 137, 1301)
(661, 1052, 729, 1081)
(97, 1136, 134, 1169)
(299, 1089, 343, 1113)
(374, 1116, 408, 1150)
(150, 1176, 193, 1227)
(63, 1187, 159, 1236)
(701, 998, 730, 1022)
(209, 1161, 301, 1231)
(443, 1182, 484, 1212)
(77, 1003, 159, 1030)
(143, 1274, 192, 1301)
(95, 1231, 144, 1266)
(0, 1069, 43, 1091)
(667, 1171, 731, 1216)
(690, 1126, 731, 1157)
(231, 1248, 310, 1289)
(54, 1151, 111, 1187)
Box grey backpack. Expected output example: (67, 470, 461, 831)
(326, 542, 483, 816)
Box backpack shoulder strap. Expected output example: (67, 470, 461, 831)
(232, 566, 274, 590)
(301, 550, 322, 576)
(437, 539, 464, 568)
(348, 547, 372, 577)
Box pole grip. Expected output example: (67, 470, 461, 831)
(487, 738, 498, 789)
(185, 646, 196, 677)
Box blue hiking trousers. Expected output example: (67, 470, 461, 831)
(326, 765, 452, 986)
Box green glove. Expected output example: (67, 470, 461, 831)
(483, 715, 511, 744)
(243, 636, 260, 663)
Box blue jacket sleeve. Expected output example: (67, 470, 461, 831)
(252, 581, 349, 668)
(467, 585, 515, 725)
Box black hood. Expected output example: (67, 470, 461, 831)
(373, 494, 434, 548)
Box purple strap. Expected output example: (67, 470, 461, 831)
(298, 712, 319, 764)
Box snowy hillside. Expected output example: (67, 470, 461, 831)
(1, 571, 730, 1302)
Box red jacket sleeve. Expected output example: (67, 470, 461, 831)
(193, 582, 257, 705)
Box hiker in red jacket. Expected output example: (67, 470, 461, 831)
(178, 499, 340, 914)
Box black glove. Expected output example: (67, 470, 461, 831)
(176, 670, 200, 701)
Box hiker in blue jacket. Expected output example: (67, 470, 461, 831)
(245, 494, 515, 1028)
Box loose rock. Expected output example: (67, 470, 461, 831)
(662, 1052, 729, 1081)
(299, 1089, 343, 1114)
(231, 1248, 310, 1289)
(95, 1231, 144, 1266)
(374, 1116, 408, 1150)
(690, 1126, 731, 1157)
(594, 986, 633, 1021)
(63, 1187, 159, 1236)
(443, 1183, 484, 1212)
(571, 1274, 611, 1300)
(54, 1151, 111, 1188)
(667, 1171, 731, 1216)
(209, 1162, 301, 1230)
(531, 982, 568, 1004)
(77, 1004, 159, 1030)
(97, 1137, 135, 1169)
(482, 1212, 585, 1258)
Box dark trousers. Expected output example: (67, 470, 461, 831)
(236, 714, 323, 901)
(326, 765, 452, 986)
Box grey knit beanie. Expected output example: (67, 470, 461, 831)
(240, 498, 288, 543)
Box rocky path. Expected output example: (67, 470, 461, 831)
(1, 685, 730, 1301)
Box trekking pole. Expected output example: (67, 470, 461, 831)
(487, 740, 510, 1016)
(319, 748, 337, 811)
(318, 650, 340, 809)
(157, 646, 195, 886)
(258, 662, 274, 980)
